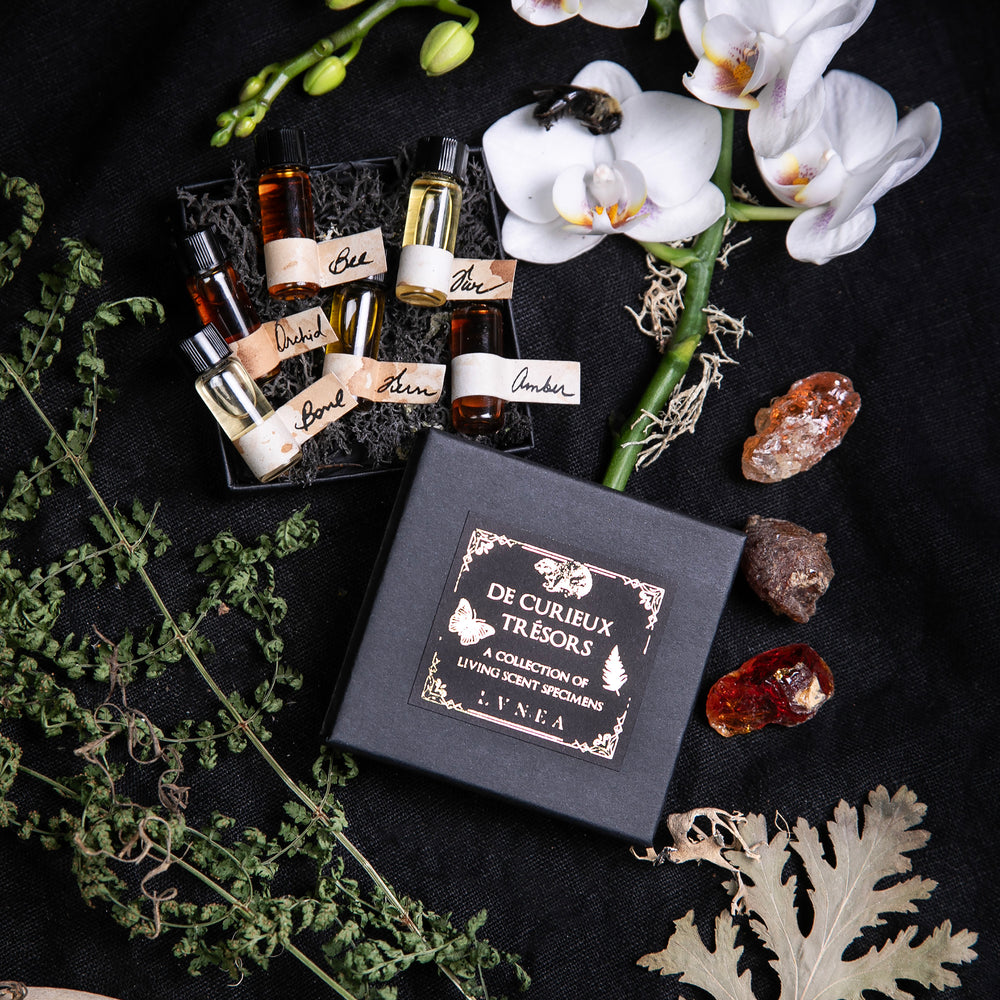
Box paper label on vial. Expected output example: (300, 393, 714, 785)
(447, 259, 517, 300)
(322, 355, 446, 404)
(275, 371, 358, 444)
(233, 307, 338, 380)
(233, 417, 301, 480)
(396, 244, 454, 297)
(263, 237, 322, 289)
(315, 228, 387, 287)
(451, 354, 581, 405)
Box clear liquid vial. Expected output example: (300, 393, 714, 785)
(323, 273, 387, 412)
(180, 323, 301, 483)
(396, 136, 468, 307)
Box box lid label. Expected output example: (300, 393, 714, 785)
(409, 514, 675, 770)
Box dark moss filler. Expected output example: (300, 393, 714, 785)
(176, 147, 531, 486)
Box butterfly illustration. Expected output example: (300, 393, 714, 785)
(448, 598, 496, 646)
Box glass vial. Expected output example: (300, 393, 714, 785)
(323, 273, 386, 412)
(179, 323, 302, 483)
(254, 127, 319, 300)
(179, 227, 279, 380)
(450, 303, 505, 436)
(396, 136, 468, 307)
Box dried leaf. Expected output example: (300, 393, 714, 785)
(639, 786, 978, 999)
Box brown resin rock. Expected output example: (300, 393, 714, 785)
(742, 372, 860, 482)
(742, 515, 834, 622)
(706, 644, 834, 736)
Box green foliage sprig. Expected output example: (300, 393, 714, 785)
(211, 0, 480, 147)
(0, 174, 528, 999)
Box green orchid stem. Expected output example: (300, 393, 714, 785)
(3, 356, 479, 1000)
(601, 108, 735, 493)
(215, 0, 479, 145)
(727, 202, 803, 222)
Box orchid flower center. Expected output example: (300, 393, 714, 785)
(775, 150, 835, 203)
(575, 160, 648, 233)
(705, 38, 760, 99)
(561, 0, 582, 13)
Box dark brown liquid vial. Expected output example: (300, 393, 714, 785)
(185, 264, 261, 341)
(450, 304, 504, 436)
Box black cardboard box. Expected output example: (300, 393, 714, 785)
(322, 431, 744, 842)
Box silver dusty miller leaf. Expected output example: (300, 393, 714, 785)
(638, 786, 978, 1000)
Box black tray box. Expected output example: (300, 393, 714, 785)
(322, 431, 744, 842)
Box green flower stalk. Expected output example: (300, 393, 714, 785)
(601, 109, 735, 493)
(211, 0, 481, 147)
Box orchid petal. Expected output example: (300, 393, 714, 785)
(500, 212, 605, 263)
(679, 0, 708, 55)
(483, 105, 599, 224)
(783, 6, 870, 108)
(819, 70, 899, 171)
(829, 103, 941, 226)
(553, 160, 648, 233)
(511, 0, 578, 25)
(615, 91, 722, 207)
(625, 181, 726, 242)
(572, 59, 642, 103)
(578, 0, 647, 27)
(785, 203, 876, 264)
(748, 76, 825, 157)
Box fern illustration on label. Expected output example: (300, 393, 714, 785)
(637, 786, 978, 999)
(602, 644, 628, 695)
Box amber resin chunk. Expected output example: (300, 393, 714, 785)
(706, 644, 834, 737)
(741, 372, 860, 483)
(741, 515, 834, 622)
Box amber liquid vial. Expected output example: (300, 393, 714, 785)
(450, 304, 504, 436)
(255, 127, 319, 300)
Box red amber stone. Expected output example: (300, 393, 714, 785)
(706, 644, 834, 737)
(742, 372, 861, 483)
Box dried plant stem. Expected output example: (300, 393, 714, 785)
(2, 354, 479, 1000)
(601, 109, 734, 493)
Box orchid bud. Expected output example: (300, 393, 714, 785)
(326, 0, 365, 9)
(239, 75, 266, 103)
(234, 115, 259, 139)
(419, 21, 474, 77)
(303, 56, 347, 96)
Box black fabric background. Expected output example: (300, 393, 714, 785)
(1, 2, 996, 999)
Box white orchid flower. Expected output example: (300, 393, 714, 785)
(754, 70, 941, 264)
(512, 0, 647, 28)
(482, 61, 724, 264)
(678, 0, 875, 156)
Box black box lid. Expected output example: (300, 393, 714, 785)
(323, 430, 744, 842)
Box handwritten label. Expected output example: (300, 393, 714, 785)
(275, 371, 357, 444)
(451, 354, 580, 405)
(323, 355, 446, 404)
(316, 228, 387, 287)
(447, 259, 517, 300)
(232, 307, 338, 380)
